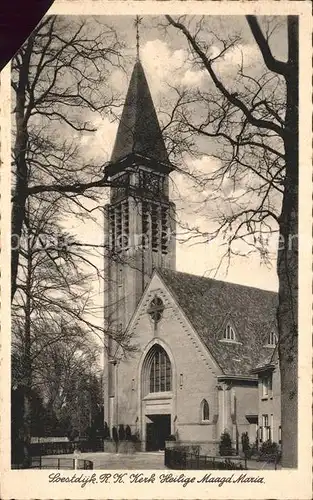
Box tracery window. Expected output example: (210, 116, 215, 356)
(147, 296, 164, 324)
(149, 345, 171, 393)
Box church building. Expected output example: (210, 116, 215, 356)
(103, 57, 281, 453)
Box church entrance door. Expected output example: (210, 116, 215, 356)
(146, 414, 171, 451)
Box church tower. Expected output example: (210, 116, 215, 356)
(103, 58, 176, 428)
(105, 59, 176, 329)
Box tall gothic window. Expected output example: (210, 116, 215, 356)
(201, 399, 210, 421)
(149, 345, 171, 393)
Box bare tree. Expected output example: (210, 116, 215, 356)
(12, 194, 101, 464)
(11, 15, 126, 301)
(11, 189, 137, 465)
(165, 15, 298, 468)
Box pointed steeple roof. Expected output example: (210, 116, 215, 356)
(110, 61, 169, 166)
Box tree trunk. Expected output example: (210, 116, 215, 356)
(11, 38, 33, 302)
(277, 16, 298, 468)
(21, 224, 33, 467)
(277, 180, 298, 469)
(11, 175, 28, 301)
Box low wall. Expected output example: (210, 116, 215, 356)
(31, 437, 69, 444)
(29, 438, 104, 457)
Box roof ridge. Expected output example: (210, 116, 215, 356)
(157, 267, 278, 295)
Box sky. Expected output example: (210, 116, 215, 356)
(68, 15, 288, 292)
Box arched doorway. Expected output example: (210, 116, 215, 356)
(141, 344, 173, 451)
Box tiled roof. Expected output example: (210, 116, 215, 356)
(110, 61, 169, 165)
(159, 269, 278, 376)
(253, 344, 278, 372)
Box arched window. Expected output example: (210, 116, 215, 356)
(201, 399, 210, 421)
(224, 323, 236, 341)
(149, 345, 171, 393)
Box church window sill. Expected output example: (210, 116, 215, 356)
(143, 391, 172, 401)
(218, 339, 242, 345)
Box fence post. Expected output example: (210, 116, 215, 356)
(58, 458, 60, 470)
(213, 456, 215, 469)
(39, 455, 42, 469)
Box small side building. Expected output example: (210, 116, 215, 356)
(252, 341, 281, 446)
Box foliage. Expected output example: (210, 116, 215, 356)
(219, 430, 233, 456)
(260, 440, 279, 457)
(167, 434, 177, 441)
(125, 425, 132, 441)
(103, 422, 111, 440)
(118, 424, 125, 441)
(130, 430, 140, 443)
(112, 426, 118, 443)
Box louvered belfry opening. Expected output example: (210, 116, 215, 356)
(141, 201, 169, 255)
(109, 200, 130, 253)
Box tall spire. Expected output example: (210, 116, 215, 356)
(134, 15, 142, 61)
(110, 59, 169, 166)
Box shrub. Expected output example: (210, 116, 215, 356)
(250, 442, 259, 457)
(216, 458, 244, 470)
(118, 424, 125, 441)
(260, 440, 279, 458)
(219, 430, 232, 456)
(125, 425, 132, 441)
(167, 434, 176, 441)
(241, 432, 251, 458)
(103, 421, 110, 440)
(130, 430, 140, 443)
(112, 426, 118, 443)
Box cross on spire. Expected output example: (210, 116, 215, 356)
(134, 15, 143, 60)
